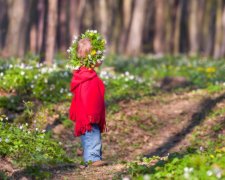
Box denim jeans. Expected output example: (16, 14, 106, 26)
(80, 124, 102, 163)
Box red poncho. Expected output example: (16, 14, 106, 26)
(69, 67, 106, 136)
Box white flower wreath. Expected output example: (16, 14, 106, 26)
(67, 30, 106, 70)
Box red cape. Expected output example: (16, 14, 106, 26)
(69, 67, 106, 136)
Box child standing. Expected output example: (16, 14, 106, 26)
(68, 30, 107, 167)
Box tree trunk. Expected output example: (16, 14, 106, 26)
(58, 0, 68, 52)
(188, 0, 201, 55)
(164, 0, 175, 54)
(213, 0, 223, 58)
(37, 0, 46, 54)
(69, 0, 86, 40)
(220, 5, 225, 56)
(109, 0, 123, 53)
(99, 0, 108, 38)
(44, 0, 58, 65)
(126, 0, 146, 56)
(3, 0, 26, 57)
(0, 0, 8, 51)
(118, 0, 133, 53)
(173, 0, 183, 54)
(153, 0, 165, 55)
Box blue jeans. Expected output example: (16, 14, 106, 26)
(80, 124, 102, 163)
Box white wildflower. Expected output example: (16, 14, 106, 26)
(34, 75, 38, 79)
(20, 71, 25, 76)
(0, 72, 4, 76)
(97, 50, 102, 55)
(0, 138, 2, 142)
(129, 75, 135, 80)
(199, 146, 204, 151)
(9, 64, 13, 68)
(207, 170, 213, 176)
(20, 63, 25, 68)
(35, 128, 39, 131)
(189, 167, 194, 172)
(25, 123, 28, 126)
(30, 84, 34, 88)
(143, 174, 150, 180)
(74, 66, 80, 70)
(72, 39, 77, 44)
(44, 79, 48, 83)
(5, 138, 9, 143)
(67, 48, 71, 53)
(93, 30, 97, 33)
(88, 54, 92, 59)
(122, 177, 130, 180)
(59, 142, 62, 145)
(184, 172, 189, 179)
(19, 125, 23, 130)
(42, 129, 46, 133)
(125, 71, 130, 76)
(213, 168, 222, 178)
(60, 88, 64, 93)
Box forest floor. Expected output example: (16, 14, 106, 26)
(1, 88, 225, 179)
(43, 89, 225, 180)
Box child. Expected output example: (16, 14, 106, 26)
(69, 33, 107, 167)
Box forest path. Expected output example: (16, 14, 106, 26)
(52, 89, 225, 180)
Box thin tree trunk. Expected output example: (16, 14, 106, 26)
(30, 25, 37, 53)
(118, 0, 133, 53)
(188, 0, 200, 55)
(18, 0, 31, 56)
(213, 0, 223, 58)
(0, 0, 8, 52)
(3, 0, 26, 57)
(173, 0, 183, 54)
(126, 0, 146, 56)
(220, 5, 225, 56)
(37, 0, 46, 54)
(99, 0, 108, 38)
(164, 0, 174, 54)
(110, 0, 123, 53)
(44, 0, 58, 65)
(69, 0, 86, 40)
(203, 0, 216, 56)
(58, 0, 68, 52)
(153, 0, 164, 55)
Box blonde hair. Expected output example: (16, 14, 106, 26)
(77, 38, 92, 58)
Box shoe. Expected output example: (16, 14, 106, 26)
(91, 160, 108, 167)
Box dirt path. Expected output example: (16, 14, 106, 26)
(51, 90, 225, 180)
(3, 89, 224, 179)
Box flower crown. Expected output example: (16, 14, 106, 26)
(67, 30, 106, 70)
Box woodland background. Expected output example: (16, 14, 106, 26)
(1, 0, 225, 64)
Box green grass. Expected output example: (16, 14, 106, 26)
(127, 148, 225, 179)
(0, 55, 224, 177)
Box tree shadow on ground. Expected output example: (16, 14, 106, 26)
(145, 91, 225, 157)
(10, 164, 77, 179)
